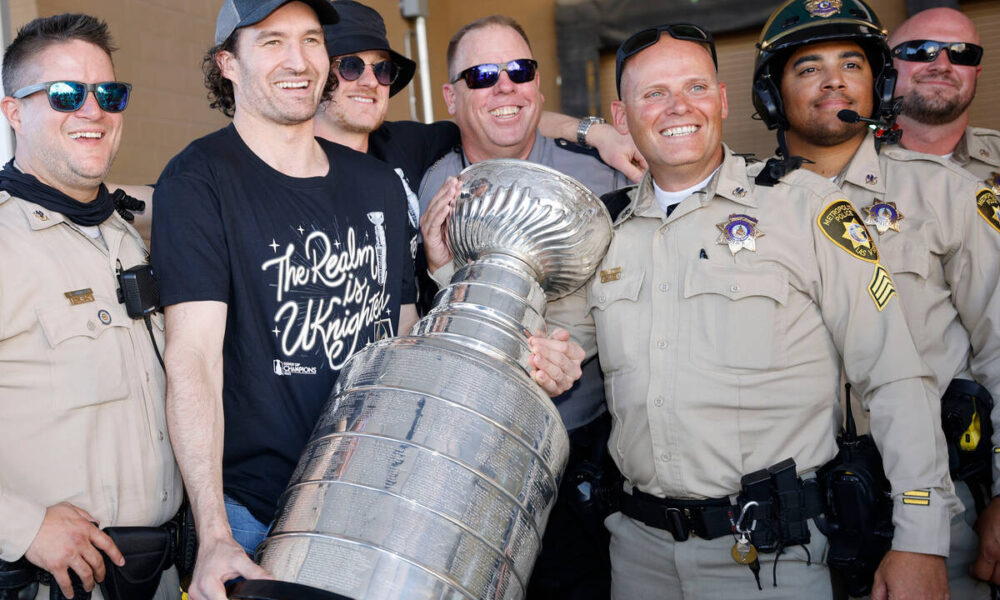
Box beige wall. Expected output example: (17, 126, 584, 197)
(6, 0, 999, 182)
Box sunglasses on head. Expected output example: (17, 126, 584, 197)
(450, 59, 538, 89)
(11, 80, 132, 113)
(334, 56, 400, 87)
(892, 40, 984, 67)
(616, 24, 717, 98)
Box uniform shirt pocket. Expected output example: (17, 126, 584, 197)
(36, 298, 131, 406)
(586, 267, 645, 374)
(884, 234, 931, 280)
(683, 262, 788, 371)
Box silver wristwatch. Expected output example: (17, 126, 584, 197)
(576, 116, 605, 148)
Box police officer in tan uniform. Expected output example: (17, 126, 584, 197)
(543, 22, 957, 600)
(752, 0, 1000, 596)
(0, 13, 182, 600)
(888, 8, 1000, 191)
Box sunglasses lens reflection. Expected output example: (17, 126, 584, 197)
(47, 81, 86, 112)
(95, 83, 130, 112)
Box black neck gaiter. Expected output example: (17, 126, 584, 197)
(0, 159, 114, 226)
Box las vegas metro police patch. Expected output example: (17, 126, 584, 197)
(977, 188, 1000, 234)
(818, 200, 879, 263)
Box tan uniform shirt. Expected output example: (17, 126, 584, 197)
(951, 126, 1000, 191)
(0, 192, 182, 561)
(547, 147, 958, 555)
(837, 135, 1000, 494)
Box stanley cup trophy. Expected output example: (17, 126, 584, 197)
(228, 160, 613, 600)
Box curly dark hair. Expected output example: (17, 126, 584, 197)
(203, 31, 337, 118)
(203, 33, 239, 117)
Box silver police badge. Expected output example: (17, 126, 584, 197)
(987, 172, 1000, 195)
(717, 214, 763, 255)
(862, 200, 904, 234)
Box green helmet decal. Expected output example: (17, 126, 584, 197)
(752, 0, 895, 131)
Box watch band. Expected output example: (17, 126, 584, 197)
(577, 116, 606, 148)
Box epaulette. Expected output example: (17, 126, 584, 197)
(970, 126, 1000, 139)
(754, 155, 811, 187)
(735, 152, 760, 164)
(600, 186, 636, 222)
(553, 138, 602, 161)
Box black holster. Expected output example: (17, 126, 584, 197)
(0, 558, 38, 600)
(818, 431, 894, 598)
(98, 526, 172, 600)
(941, 378, 994, 512)
(737, 458, 822, 553)
(564, 412, 621, 535)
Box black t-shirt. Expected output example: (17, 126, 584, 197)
(368, 120, 459, 313)
(151, 124, 415, 524)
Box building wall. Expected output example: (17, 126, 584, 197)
(4, 0, 998, 182)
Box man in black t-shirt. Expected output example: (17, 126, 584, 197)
(151, 1, 417, 599)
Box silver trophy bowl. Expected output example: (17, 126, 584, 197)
(248, 160, 613, 600)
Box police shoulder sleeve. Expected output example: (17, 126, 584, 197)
(816, 199, 896, 311)
(976, 188, 1000, 234)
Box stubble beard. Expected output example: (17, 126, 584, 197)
(794, 118, 867, 147)
(901, 83, 975, 126)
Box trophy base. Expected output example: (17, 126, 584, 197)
(227, 579, 354, 600)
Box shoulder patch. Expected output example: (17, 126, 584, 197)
(977, 188, 1000, 234)
(817, 200, 879, 263)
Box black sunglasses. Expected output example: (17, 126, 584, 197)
(11, 80, 132, 113)
(334, 56, 400, 86)
(615, 24, 717, 98)
(450, 59, 538, 89)
(892, 40, 984, 67)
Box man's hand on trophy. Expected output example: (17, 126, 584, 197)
(420, 177, 461, 273)
(528, 328, 585, 397)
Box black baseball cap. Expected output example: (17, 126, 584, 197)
(215, 0, 339, 45)
(323, 0, 416, 97)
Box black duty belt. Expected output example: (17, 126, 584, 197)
(619, 474, 823, 545)
(618, 487, 737, 541)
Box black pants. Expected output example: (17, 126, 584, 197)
(526, 412, 614, 600)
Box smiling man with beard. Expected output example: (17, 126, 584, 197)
(888, 8, 1000, 191)
(753, 0, 1000, 597)
(150, 1, 420, 598)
